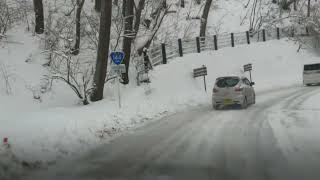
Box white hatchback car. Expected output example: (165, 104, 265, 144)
(212, 76, 255, 109)
(303, 63, 320, 86)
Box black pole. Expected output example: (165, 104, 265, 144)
(196, 37, 201, 53)
(249, 71, 252, 82)
(277, 27, 280, 40)
(213, 35, 218, 50)
(262, 29, 266, 42)
(306, 26, 309, 36)
(231, 33, 235, 47)
(203, 76, 207, 92)
(161, 43, 167, 64)
(246, 31, 250, 44)
(143, 50, 148, 72)
(178, 38, 183, 57)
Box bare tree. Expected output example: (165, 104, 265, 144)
(200, 0, 213, 37)
(33, 0, 44, 34)
(307, 0, 311, 17)
(121, 0, 134, 84)
(113, 0, 118, 6)
(134, 0, 146, 36)
(72, 0, 85, 55)
(0, 0, 11, 37)
(91, 0, 113, 101)
(95, 0, 101, 12)
(135, 1, 170, 54)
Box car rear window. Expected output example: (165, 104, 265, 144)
(216, 77, 240, 88)
(304, 64, 320, 71)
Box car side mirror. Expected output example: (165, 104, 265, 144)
(250, 82, 255, 86)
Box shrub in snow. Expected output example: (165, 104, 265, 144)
(0, 144, 23, 180)
(0, 62, 13, 95)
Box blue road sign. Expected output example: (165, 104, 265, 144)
(110, 52, 125, 65)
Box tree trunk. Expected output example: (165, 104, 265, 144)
(293, 0, 297, 10)
(72, 0, 85, 55)
(200, 0, 213, 37)
(134, 0, 146, 37)
(121, 0, 134, 84)
(33, 0, 44, 34)
(307, 0, 311, 17)
(95, 0, 101, 12)
(280, 0, 296, 10)
(91, 0, 112, 101)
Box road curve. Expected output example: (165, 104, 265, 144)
(26, 85, 320, 180)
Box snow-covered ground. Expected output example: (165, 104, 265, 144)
(1, 25, 319, 165)
(1, 0, 320, 179)
(24, 86, 320, 180)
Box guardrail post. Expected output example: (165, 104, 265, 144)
(161, 43, 167, 64)
(181, 0, 185, 7)
(262, 29, 266, 42)
(196, 37, 201, 53)
(231, 33, 235, 47)
(291, 27, 294, 37)
(178, 38, 183, 57)
(246, 31, 250, 44)
(277, 27, 280, 40)
(213, 35, 218, 50)
(143, 50, 151, 72)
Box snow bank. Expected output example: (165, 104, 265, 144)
(0, 145, 23, 180)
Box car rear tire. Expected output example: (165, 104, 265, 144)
(241, 97, 248, 109)
(252, 94, 256, 104)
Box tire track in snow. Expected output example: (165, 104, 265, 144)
(265, 86, 320, 180)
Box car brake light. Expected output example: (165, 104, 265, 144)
(235, 86, 243, 91)
(213, 88, 218, 93)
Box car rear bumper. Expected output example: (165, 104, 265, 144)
(303, 78, 320, 85)
(303, 75, 320, 85)
(212, 95, 245, 106)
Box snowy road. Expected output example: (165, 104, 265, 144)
(27, 86, 320, 180)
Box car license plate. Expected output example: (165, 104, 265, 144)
(223, 99, 233, 105)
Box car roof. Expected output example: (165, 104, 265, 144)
(216, 76, 247, 80)
(304, 63, 320, 66)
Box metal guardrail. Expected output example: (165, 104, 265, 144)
(136, 26, 312, 84)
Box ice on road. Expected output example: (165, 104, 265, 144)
(27, 86, 320, 180)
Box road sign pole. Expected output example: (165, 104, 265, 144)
(249, 70, 252, 82)
(203, 75, 207, 92)
(118, 73, 121, 109)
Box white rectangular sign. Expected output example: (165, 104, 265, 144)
(244, 63, 252, 72)
(111, 64, 126, 74)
